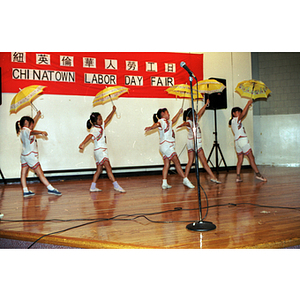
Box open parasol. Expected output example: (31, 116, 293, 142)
(194, 79, 226, 95)
(166, 84, 203, 108)
(93, 86, 129, 107)
(235, 79, 271, 101)
(10, 85, 46, 115)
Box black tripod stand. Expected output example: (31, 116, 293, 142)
(207, 108, 228, 174)
(0, 168, 7, 184)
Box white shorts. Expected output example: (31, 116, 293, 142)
(159, 141, 177, 160)
(187, 138, 202, 153)
(21, 151, 40, 170)
(94, 147, 109, 166)
(235, 137, 251, 155)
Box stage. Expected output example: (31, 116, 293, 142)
(0, 166, 300, 249)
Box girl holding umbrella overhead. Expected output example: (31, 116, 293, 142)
(15, 111, 62, 197)
(177, 100, 221, 184)
(79, 105, 125, 193)
(229, 99, 267, 183)
(145, 107, 195, 190)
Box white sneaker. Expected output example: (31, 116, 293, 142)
(0, 213, 4, 219)
(183, 177, 195, 189)
(162, 183, 172, 189)
(211, 178, 221, 184)
(90, 187, 102, 192)
(114, 186, 126, 193)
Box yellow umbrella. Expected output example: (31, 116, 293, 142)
(194, 79, 226, 94)
(166, 84, 202, 98)
(235, 79, 271, 101)
(10, 85, 46, 114)
(93, 86, 129, 107)
(166, 84, 203, 108)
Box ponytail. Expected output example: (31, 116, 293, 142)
(153, 114, 158, 123)
(15, 120, 21, 134)
(86, 119, 93, 129)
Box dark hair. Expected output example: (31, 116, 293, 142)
(229, 107, 242, 125)
(153, 108, 167, 123)
(183, 108, 193, 122)
(15, 116, 34, 134)
(87, 112, 101, 129)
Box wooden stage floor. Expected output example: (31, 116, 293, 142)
(0, 166, 300, 249)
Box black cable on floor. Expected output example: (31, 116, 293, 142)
(1, 202, 299, 224)
(1, 201, 299, 248)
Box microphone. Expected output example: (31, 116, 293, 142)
(180, 61, 196, 79)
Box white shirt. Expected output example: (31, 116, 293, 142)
(90, 124, 107, 150)
(231, 117, 247, 141)
(158, 118, 175, 144)
(20, 127, 38, 155)
(187, 119, 201, 140)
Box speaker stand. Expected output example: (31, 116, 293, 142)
(207, 108, 228, 174)
(0, 168, 7, 184)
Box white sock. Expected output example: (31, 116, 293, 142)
(113, 181, 119, 188)
(47, 184, 54, 191)
(91, 182, 96, 189)
(163, 179, 168, 185)
(23, 187, 29, 193)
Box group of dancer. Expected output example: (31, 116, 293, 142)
(144, 99, 221, 190)
(145, 98, 266, 189)
(15, 98, 266, 198)
(15, 107, 125, 197)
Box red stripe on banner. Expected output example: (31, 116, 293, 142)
(0, 52, 203, 98)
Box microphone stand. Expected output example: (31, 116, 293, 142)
(186, 75, 216, 232)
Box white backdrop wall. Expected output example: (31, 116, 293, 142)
(251, 52, 300, 167)
(0, 52, 253, 179)
(254, 114, 300, 166)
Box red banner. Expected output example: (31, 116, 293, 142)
(0, 52, 203, 99)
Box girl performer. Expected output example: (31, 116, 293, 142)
(229, 99, 267, 183)
(79, 106, 125, 193)
(16, 111, 62, 197)
(177, 100, 221, 183)
(145, 107, 195, 189)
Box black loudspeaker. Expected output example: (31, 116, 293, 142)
(205, 77, 227, 110)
